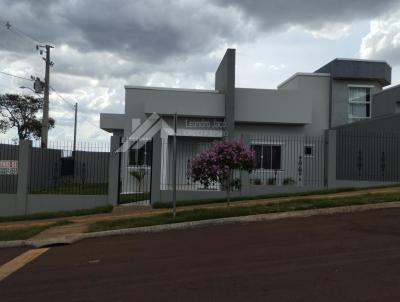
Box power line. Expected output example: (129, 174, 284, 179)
(0, 17, 44, 45)
(49, 87, 100, 130)
(0, 70, 33, 81)
(50, 87, 75, 109)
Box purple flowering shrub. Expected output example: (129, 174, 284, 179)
(191, 140, 255, 204)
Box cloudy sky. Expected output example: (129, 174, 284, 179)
(1, 0, 400, 142)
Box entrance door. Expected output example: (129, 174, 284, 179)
(118, 139, 152, 206)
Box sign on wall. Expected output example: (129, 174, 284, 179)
(179, 118, 227, 137)
(0, 160, 18, 175)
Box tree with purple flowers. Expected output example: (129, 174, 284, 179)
(191, 140, 255, 205)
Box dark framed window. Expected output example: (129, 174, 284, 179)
(304, 145, 313, 157)
(129, 141, 152, 166)
(348, 87, 372, 123)
(251, 144, 281, 170)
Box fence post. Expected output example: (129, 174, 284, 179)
(108, 134, 122, 206)
(150, 132, 162, 205)
(325, 129, 337, 188)
(15, 139, 31, 216)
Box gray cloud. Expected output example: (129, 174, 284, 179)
(1, 0, 398, 83)
(1, 0, 400, 141)
(214, 0, 400, 30)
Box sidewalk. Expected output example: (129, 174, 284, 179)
(1, 186, 400, 241)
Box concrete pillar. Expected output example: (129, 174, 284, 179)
(325, 129, 337, 188)
(108, 134, 122, 206)
(240, 135, 251, 197)
(150, 132, 162, 205)
(15, 139, 31, 216)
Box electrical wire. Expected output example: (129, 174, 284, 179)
(50, 87, 75, 109)
(49, 86, 101, 130)
(0, 70, 33, 81)
(0, 17, 44, 45)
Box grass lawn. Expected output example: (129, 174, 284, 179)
(119, 192, 150, 204)
(0, 220, 72, 241)
(88, 192, 400, 233)
(152, 184, 400, 209)
(30, 183, 108, 195)
(0, 205, 113, 223)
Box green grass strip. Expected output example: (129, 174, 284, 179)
(88, 192, 400, 233)
(152, 184, 400, 209)
(0, 220, 73, 241)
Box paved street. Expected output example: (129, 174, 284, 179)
(1, 208, 400, 301)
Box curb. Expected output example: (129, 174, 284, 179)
(2, 201, 400, 248)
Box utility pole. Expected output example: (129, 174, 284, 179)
(73, 102, 78, 154)
(40, 44, 54, 148)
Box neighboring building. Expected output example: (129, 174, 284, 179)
(100, 49, 399, 199)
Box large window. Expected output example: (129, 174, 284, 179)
(348, 86, 371, 123)
(129, 141, 152, 166)
(251, 144, 281, 170)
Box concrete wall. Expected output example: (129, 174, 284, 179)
(73, 151, 109, 184)
(336, 128, 400, 182)
(29, 147, 62, 191)
(0, 138, 118, 217)
(238, 73, 331, 137)
(315, 59, 391, 86)
(26, 194, 109, 215)
(331, 79, 382, 127)
(143, 89, 224, 117)
(155, 185, 328, 204)
(99, 113, 125, 133)
(215, 48, 236, 138)
(0, 143, 18, 194)
(0, 194, 109, 217)
(0, 194, 16, 217)
(282, 74, 331, 136)
(372, 85, 400, 118)
(235, 88, 312, 124)
(333, 113, 400, 133)
(28, 148, 109, 192)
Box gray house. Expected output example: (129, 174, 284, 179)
(100, 49, 400, 202)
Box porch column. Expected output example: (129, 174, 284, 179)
(108, 134, 122, 206)
(150, 132, 162, 205)
(240, 135, 252, 197)
(15, 139, 32, 216)
(325, 129, 337, 188)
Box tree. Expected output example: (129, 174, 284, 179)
(0, 94, 55, 140)
(191, 140, 255, 205)
(130, 168, 146, 193)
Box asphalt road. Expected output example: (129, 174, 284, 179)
(1, 208, 400, 301)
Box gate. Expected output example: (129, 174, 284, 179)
(118, 138, 153, 205)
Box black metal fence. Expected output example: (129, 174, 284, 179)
(248, 135, 325, 187)
(29, 141, 110, 195)
(337, 130, 400, 181)
(158, 135, 326, 192)
(160, 139, 223, 191)
(118, 138, 153, 204)
(0, 139, 19, 194)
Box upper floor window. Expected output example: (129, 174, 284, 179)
(348, 86, 371, 123)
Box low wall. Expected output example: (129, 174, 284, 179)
(0, 194, 17, 217)
(157, 190, 242, 203)
(156, 185, 327, 204)
(332, 180, 398, 188)
(248, 185, 326, 196)
(26, 194, 109, 215)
